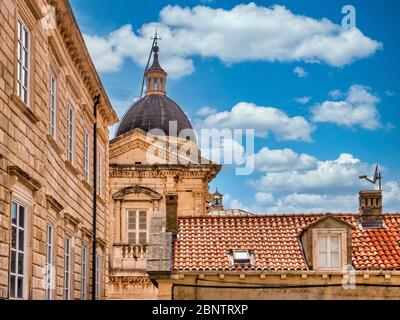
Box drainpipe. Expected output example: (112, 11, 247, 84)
(92, 94, 100, 300)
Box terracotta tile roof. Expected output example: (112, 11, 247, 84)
(173, 213, 400, 272)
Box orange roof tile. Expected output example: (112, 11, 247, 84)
(173, 213, 400, 272)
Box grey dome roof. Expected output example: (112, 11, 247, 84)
(116, 94, 194, 137)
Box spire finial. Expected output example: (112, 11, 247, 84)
(151, 29, 162, 49)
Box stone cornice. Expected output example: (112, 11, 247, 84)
(112, 185, 163, 201)
(46, 194, 64, 212)
(64, 211, 81, 227)
(109, 163, 221, 181)
(8, 165, 42, 191)
(51, 0, 118, 126)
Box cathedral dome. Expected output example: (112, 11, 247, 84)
(115, 40, 194, 138)
(115, 94, 193, 137)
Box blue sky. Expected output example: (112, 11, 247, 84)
(70, 0, 400, 213)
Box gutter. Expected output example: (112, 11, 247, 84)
(92, 94, 100, 300)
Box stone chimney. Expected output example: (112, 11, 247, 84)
(359, 190, 383, 223)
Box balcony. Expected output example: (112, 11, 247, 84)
(112, 243, 148, 270)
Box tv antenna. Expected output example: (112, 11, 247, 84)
(359, 164, 382, 190)
(139, 30, 161, 98)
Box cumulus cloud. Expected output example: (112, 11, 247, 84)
(311, 84, 381, 130)
(293, 66, 308, 78)
(253, 147, 317, 172)
(295, 96, 311, 104)
(195, 102, 315, 141)
(250, 153, 372, 194)
(84, 3, 381, 78)
(328, 89, 344, 99)
(264, 193, 358, 213)
(221, 149, 399, 214)
(196, 106, 217, 116)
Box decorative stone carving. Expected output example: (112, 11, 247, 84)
(109, 276, 152, 287)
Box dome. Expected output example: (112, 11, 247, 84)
(115, 94, 194, 137)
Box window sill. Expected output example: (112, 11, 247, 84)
(46, 134, 62, 155)
(10, 93, 40, 123)
(64, 159, 80, 176)
(82, 179, 94, 192)
(96, 194, 106, 206)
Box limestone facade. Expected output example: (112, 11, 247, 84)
(0, 0, 117, 300)
(107, 128, 221, 299)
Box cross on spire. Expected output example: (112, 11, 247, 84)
(151, 29, 162, 47)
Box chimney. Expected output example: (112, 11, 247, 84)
(359, 190, 383, 224)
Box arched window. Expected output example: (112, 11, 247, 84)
(153, 78, 158, 90)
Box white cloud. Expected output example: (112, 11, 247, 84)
(311, 84, 381, 130)
(293, 66, 308, 78)
(295, 96, 311, 104)
(264, 193, 358, 213)
(84, 4, 381, 78)
(251, 153, 372, 194)
(254, 192, 275, 205)
(383, 181, 400, 209)
(253, 147, 317, 172)
(196, 101, 315, 141)
(196, 106, 217, 116)
(328, 89, 344, 99)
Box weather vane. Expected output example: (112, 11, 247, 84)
(359, 164, 382, 190)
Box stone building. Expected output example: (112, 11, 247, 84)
(0, 0, 117, 300)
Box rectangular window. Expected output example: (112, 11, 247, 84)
(95, 253, 101, 300)
(127, 210, 147, 245)
(17, 19, 29, 105)
(97, 150, 103, 195)
(318, 234, 341, 269)
(84, 130, 90, 182)
(45, 224, 54, 300)
(9, 201, 26, 299)
(66, 104, 74, 162)
(49, 74, 57, 138)
(81, 246, 87, 300)
(63, 236, 71, 300)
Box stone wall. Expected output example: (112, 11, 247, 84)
(0, 0, 115, 299)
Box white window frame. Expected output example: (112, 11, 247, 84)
(127, 210, 147, 245)
(84, 130, 90, 182)
(63, 236, 72, 300)
(49, 74, 57, 138)
(9, 200, 27, 300)
(66, 103, 74, 163)
(313, 228, 346, 271)
(95, 253, 101, 300)
(45, 224, 54, 300)
(16, 18, 30, 105)
(97, 148, 103, 195)
(81, 245, 87, 300)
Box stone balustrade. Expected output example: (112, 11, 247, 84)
(112, 243, 148, 270)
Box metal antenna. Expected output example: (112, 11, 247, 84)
(139, 30, 161, 98)
(359, 164, 382, 190)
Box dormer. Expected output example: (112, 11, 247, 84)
(299, 215, 353, 271)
